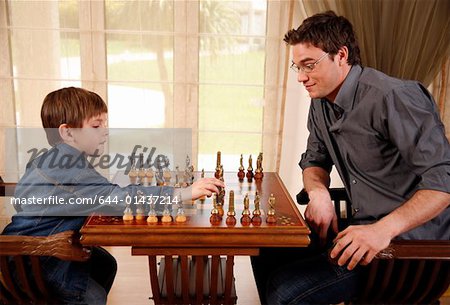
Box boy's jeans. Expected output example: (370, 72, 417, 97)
(44, 247, 117, 305)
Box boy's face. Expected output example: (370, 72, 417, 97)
(70, 113, 108, 156)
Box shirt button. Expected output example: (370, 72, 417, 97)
(353, 208, 360, 215)
(352, 179, 357, 184)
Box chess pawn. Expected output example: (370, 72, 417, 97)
(123, 206, 134, 222)
(210, 195, 222, 225)
(136, 206, 145, 221)
(147, 199, 158, 224)
(123, 193, 134, 221)
(138, 168, 146, 185)
(237, 154, 245, 181)
(226, 190, 236, 226)
(135, 191, 146, 220)
(251, 194, 262, 226)
(175, 206, 187, 223)
(240, 194, 252, 226)
(246, 155, 254, 181)
(174, 172, 181, 188)
(128, 167, 138, 185)
(161, 205, 173, 223)
(145, 168, 154, 186)
(266, 193, 277, 224)
(163, 169, 171, 186)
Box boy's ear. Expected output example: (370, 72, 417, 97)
(58, 124, 73, 142)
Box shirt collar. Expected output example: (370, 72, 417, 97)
(55, 142, 85, 158)
(333, 65, 362, 113)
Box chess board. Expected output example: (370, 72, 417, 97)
(80, 172, 311, 248)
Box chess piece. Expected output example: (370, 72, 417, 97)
(155, 155, 169, 186)
(145, 168, 154, 186)
(246, 155, 254, 181)
(266, 193, 277, 224)
(226, 190, 237, 226)
(184, 155, 195, 185)
(163, 169, 172, 185)
(237, 154, 245, 181)
(146, 197, 158, 224)
(135, 191, 146, 221)
(210, 194, 222, 225)
(240, 194, 252, 226)
(215, 151, 222, 179)
(217, 183, 225, 205)
(254, 152, 264, 180)
(251, 193, 262, 226)
(199, 168, 206, 203)
(123, 193, 134, 221)
(175, 205, 187, 223)
(128, 155, 138, 184)
(174, 168, 181, 188)
(216, 164, 224, 180)
(161, 204, 173, 223)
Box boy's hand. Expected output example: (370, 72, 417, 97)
(180, 178, 225, 201)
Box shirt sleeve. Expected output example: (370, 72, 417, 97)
(299, 100, 334, 173)
(385, 82, 450, 193)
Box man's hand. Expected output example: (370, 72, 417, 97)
(330, 223, 392, 270)
(304, 190, 338, 246)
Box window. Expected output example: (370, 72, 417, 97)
(1, 0, 291, 179)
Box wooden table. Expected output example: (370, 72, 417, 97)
(80, 172, 310, 304)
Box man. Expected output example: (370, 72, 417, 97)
(252, 11, 450, 305)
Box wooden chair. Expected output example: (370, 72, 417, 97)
(297, 188, 450, 304)
(0, 230, 91, 305)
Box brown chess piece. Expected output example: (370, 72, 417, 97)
(199, 168, 206, 203)
(226, 190, 236, 226)
(215, 151, 222, 179)
(237, 154, 245, 181)
(210, 194, 222, 225)
(240, 194, 252, 226)
(251, 194, 262, 226)
(246, 154, 254, 181)
(254, 152, 264, 180)
(266, 193, 277, 224)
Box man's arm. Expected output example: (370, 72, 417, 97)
(330, 189, 450, 270)
(303, 166, 338, 245)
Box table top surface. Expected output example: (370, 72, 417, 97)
(80, 172, 311, 248)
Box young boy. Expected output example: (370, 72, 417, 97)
(2, 87, 224, 305)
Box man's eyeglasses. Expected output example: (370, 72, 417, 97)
(290, 52, 329, 73)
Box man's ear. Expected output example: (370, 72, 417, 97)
(58, 124, 73, 142)
(337, 46, 349, 65)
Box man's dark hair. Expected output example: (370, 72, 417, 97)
(284, 11, 361, 66)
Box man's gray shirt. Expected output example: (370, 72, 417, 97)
(300, 65, 450, 240)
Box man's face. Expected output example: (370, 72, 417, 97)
(71, 113, 108, 156)
(292, 43, 349, 102)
